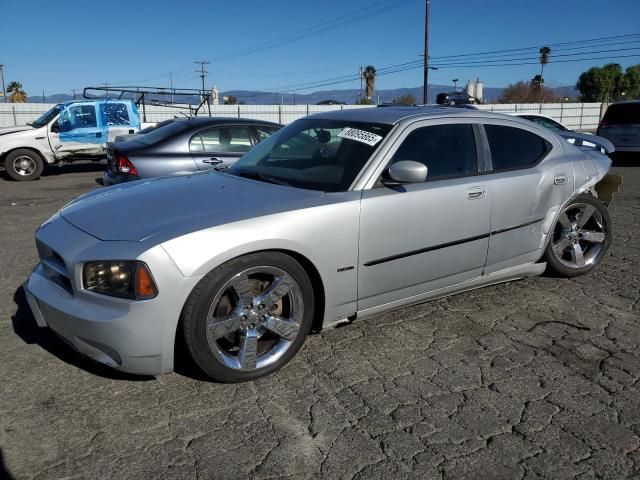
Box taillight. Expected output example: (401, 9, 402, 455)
(115, 154, 138, 175)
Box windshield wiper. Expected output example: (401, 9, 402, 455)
(233, 170, 292, 187)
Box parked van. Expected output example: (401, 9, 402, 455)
(597, 101, 640, 153)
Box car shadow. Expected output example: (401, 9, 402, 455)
(610, 152, 640, 167)
(0, 449, 15, 480)
(11, 286, 154, 382)
(172, 323, 217, 382)
(43, 161, 106, 176)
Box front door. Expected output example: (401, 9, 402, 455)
(189, 126, 254, 170)
(357, 122, 491, 311)
(49, 102, 104, 157)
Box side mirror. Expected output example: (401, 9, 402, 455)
(384, 160, 428, 184)
(50, 121, 59, 133)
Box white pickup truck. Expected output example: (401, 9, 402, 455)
(0, 99, 142, 181)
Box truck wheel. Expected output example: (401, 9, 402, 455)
(4, 149, 45, 181)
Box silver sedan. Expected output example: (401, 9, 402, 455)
(25, 106, 615, 382)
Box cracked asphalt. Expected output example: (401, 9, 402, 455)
(1, 158, 639, 479)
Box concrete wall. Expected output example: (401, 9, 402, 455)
(0, 102, 605, 130)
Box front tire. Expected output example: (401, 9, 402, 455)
(182, 252, 315, 382)
(543, 193, 611, 277)
(4, 149, 45, 181)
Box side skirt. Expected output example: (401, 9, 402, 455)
(355, 262, 546, 321)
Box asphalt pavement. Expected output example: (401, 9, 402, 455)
(0, 158, 639, 479)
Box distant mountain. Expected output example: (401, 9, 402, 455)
(30, 84, 579, 105)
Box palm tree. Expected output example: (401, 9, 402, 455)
(363, 65, 376, 101)
(539, 46, 551, 79)
(7, 81, 27, 103)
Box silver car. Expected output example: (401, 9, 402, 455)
(25, 107, 615, 382)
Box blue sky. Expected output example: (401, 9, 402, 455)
(1, 0, 639, 97)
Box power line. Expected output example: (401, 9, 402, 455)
(210, 0, 416, 62)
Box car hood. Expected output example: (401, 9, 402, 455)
(60, 172, 325, 242)
(0, 125, 35, 136)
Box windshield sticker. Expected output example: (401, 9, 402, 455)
(338, 128, 383, 146)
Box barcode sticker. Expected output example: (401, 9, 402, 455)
(337, 128, 383, 146)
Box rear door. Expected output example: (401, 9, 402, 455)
(480, 122, 574, 273)
(99, 101, 140, 141)
(190, 126, 254, 170)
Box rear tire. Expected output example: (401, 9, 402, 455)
(4, 149, 45, 181)
(182, 252, 315, 382)
(543, 194, 611, 277)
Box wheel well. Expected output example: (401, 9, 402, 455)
(4, 147, 47, 164)
(272, 249, 326, 333)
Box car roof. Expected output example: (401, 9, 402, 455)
(173, 116, 281, 127)
(308, 105, 533, 126)
(608, 100, 640, 106)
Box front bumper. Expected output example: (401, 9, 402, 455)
(24, 215, 201, 375)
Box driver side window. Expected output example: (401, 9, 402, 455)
(58, 105, 97, 132)
(390, 124, 478, 181)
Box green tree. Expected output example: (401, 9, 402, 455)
(498, 80, 558, 103)
(393, 94, 417, 105)
(624, 64, 640, 99)
(576, 63, 627, 102)
(224, 95, 238, 105)
(7, 81, 27, 103)
(539, 46, 551, 79)
(363, 65, 376, 101)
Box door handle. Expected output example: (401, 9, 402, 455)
(466, 186, 486, 200)
(202, 158, 223, 165)
(554, 174, 568, 185)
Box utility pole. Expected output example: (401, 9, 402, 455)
(359, 66, 363, 101)
(42, 89, 46, 103)
(72, 89, 77, 100)
(422, 0, 430, 104)
(194, 60, 210, 100)
(453, 78, 458, 92)
(0, 65, 6, 103)
(169, 72, 174, 103)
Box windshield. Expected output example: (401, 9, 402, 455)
(228, 118, 392, 191)
(136, 120, 190, 145)
(31, 105, 61, 128)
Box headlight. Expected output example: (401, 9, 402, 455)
(83, 261, 158, 300)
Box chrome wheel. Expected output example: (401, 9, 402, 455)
(551, 202, 607, 269)
(12, 155, 37, 176)
(205, 266, 304, 371)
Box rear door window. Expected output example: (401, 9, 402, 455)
(190, 127, 253, 154)
(485, 124, 551, 171)
(100, 103, 130, 126)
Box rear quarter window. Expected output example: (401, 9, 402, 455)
(485, 124, 551, 171)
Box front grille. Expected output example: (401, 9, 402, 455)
(36, 239, 73, 295)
